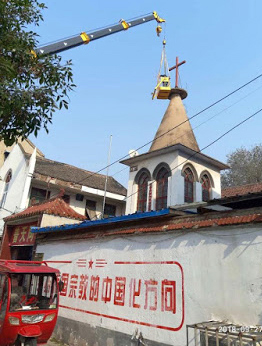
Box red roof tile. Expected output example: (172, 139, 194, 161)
(47, 209, 262, 240)
(222, 182, 262, 197)
(103, 212, 262, 237)
(5, 197, 86, 222)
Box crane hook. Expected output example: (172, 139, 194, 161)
(156, 25, 162, 37)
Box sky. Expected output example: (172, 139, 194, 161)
(30, 0, 262, 188)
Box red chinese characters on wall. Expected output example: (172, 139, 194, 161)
(114, 277, 126, 306)
(60, 271, 176, 315)
(10, 225, 35, 246)
(78, 274, 88, 300)
(89, 275, 100, 302)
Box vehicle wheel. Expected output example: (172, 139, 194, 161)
(24, 338, 37, 346)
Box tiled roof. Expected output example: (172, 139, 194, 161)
(33, 206, 262, 237)
(4, 197, 86, 222)
(222, 182, 262, 198)
(32, 157, 127, 196)
(85, 211, 262, 237)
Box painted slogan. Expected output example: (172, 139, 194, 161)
(52, 258, 184, 331)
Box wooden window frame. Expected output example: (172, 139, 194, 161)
(137, 172, 149, 213)
(201, 174, 211, 202)
(184, 167, 194, 203)
(156, 167, 169, 210)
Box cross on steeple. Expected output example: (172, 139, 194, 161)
(169, 57, 186, 88)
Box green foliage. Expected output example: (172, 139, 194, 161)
(221, 144, 262, 188)
(0, 0, 75, 145)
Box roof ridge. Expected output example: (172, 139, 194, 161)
(4, 196, 86, 222)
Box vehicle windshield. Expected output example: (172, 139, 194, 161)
(9, 273, 57, 312)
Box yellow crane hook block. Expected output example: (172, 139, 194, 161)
(152, 75, 171, 100)
(156, 25, 162, 37)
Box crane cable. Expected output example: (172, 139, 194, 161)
(75, 72, 262, 185)
(158, 39, 169, 78)
(153, 29, 170, 99)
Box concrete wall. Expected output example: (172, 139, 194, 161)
(0, 139, 43, 168)
(125, 150, 221, 214)
(40, 214, 82, 227)
(0, 145, 29, 235)
(37, 224, 261, 346)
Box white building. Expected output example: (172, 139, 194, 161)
(0, 138, 44, 168)
(31, 86, 256, 346)
(121, 88, 228, 214)
(0, 143, 127, 235)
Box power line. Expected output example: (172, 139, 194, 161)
(0, 206, 14, 214)
(89, 107, 261, 219)
(110, 84, 262, 181)
(191, 84, 262, 133)
(76, 73, 262, 185)
(123, 108, 262, 203)
(0, 206, 15, 220)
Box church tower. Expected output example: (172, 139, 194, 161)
(121, 58, 228, 215)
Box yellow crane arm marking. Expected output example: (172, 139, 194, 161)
(80, 32, 90, 44)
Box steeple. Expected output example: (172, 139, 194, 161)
(149, 87, 200, 152)
(122, 57, 227, 215)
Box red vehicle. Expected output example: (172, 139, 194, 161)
(0, 260, 61, 346)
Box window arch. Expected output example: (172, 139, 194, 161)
(201, 174, 211, 202)
(136, 171, 150, 212)
(0, 170, 12, 208)
(152, 162, 171, 180)
(200, 172, 214, 202)
(156, 167, 169, 210)
(183, 167, 194, 203)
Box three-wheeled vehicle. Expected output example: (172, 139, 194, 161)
(0, 260, 61, 346)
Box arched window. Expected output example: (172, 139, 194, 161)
(0, 170, 12, 208)
(201, 174, 211, 202)
(156, 167, 169, 210)
(137, 172, 149, 212)
(183, 167, 194, 203)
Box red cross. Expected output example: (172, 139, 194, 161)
(169, 57, 186, 88)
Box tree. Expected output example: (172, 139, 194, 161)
(221, 145, 262, 188)
(0, 0, 75, 146)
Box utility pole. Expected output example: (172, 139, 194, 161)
(102, 135, 113, 219)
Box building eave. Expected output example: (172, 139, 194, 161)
(32, 205, 262, 239)
(32, 173, 126, 201)
(121, 143, 229, 171)
(31, 208, 174, 234)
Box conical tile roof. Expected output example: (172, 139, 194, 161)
(149, 88, 199, 152)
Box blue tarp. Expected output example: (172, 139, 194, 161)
(31, 208, 171, 234)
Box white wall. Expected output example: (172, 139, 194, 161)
(125, 149, 222, 214)
(41, 214, 82, 227)
(0, 145, 29, 235)
(28, 183, 124, 220)
(37, 224, 262, 346)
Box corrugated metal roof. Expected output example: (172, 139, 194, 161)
(31, 207, 262, 237)
(31, 209, 171, 233)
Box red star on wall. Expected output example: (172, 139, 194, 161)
(88, 259, 94, 269)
